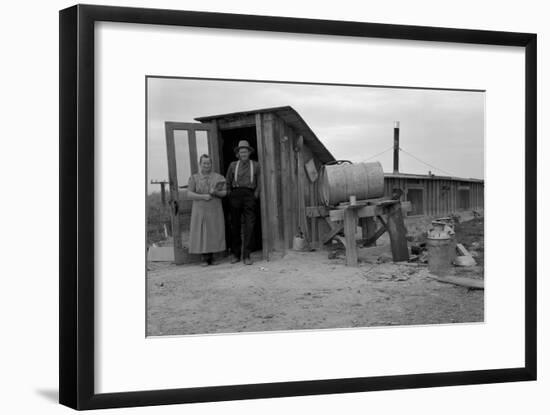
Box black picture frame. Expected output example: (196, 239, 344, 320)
(59, 4, 537, 410)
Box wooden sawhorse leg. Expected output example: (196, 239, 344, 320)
(360, 217, 378, 247)
(386, 202, 409, 261)
(344, 207, 358, 266)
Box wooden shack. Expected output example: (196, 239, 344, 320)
(384, 173, 484, 217)
(164, 106, 335, 264)
(163, 106, 484, 265)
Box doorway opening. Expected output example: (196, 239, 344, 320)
(219, 126, 263, 256)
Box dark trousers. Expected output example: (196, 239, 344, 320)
(229, 188, 256, 259)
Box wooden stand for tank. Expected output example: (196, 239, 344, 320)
(306, 199, 411, 266)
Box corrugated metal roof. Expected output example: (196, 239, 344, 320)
(384, 172, 484, 184)
(195, 106, 336, 164)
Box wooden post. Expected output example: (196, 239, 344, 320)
(288, 131, 298, 238)
(386, 202, 409, 261)
(280, 124, 292, 249)
(208, 120, 221, 173)
(160, 182, 166, 206)
(360, 217, 377, 247)
(263, 113, 281, 251)
(344, 208, 358, 266)
(255, 113, 270, 260)
(164, 124, 186, 265)
(188, 129, 198, 174)
(310, 179, 318, 248)
(296, 136, 309, 241)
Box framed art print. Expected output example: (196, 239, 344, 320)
(59, 4, 537, 410)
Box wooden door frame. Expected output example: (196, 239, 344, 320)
(164, 121, 219, 264)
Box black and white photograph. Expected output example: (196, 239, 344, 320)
(0, 0, 543, 412)
(146, 77, 485, 336)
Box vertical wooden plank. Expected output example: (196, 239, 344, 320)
(188, 128, 198, 174)
(296, 136, 308, 241)
(208, 120, 221, 173)
(361, 217, 377, 247)
(315, 158, 324, 245)
(480, 184, 483, 208)
(431, 180, 435, 216)
(301, 147, 311, 238)
(288, 129, 298, 238)
(452, 181, 457, 212)
(451, 182, 454, 212)
(279, 121, 292, 249)
(386, 202, 409, 261)
(433, 181, 437, 215)
(436, 180, 440, 216)
(445, 181, 449, 214)
(449, 181, 453, 212)
(273, 116, 285, 252)
(263, 113, 282, 251)
(310, 176, 318, 248)
(344, 208, 358, 266)
(160, 183, 166, 206)
(164, 124, 185, 264)
(445, 181, 450, 215)
(255, 113, 270, 260)
(422, 180, 432, 216)
(435, 180, 441, 215)
(428, 180, 435, 216)
(425, 181, 429, 216)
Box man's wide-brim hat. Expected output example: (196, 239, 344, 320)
(234, 140, 255, 154)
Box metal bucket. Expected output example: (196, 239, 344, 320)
(292, 235, 307, 251)
(426, 221, 456, 276)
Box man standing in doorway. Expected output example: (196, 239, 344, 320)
(226, 140, 261, 265)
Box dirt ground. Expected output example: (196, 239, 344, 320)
(146, 218, 484, 336)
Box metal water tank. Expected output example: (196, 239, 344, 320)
(319, 161, 385, 206)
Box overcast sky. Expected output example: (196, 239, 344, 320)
(147, 77, 484, 192)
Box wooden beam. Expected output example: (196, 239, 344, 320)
(429, 275, 484, 290)
(255, 113, 270, 260)
(279, 122, 292, 249)
(165, 121, 216, 131)
(329, 201, 411, 221)
(208, 120, 221, 173)
(274, 117, 286, 252)
(188, 129, 198, 174)
(288, 130, 298, 238)
(164, 124, 185, 265)
(361, 217, 378, 247)
(217, 115, 256, 130)
(362, 223, 387, 246)
(385, 202, 409, 261)
(310, 180, 319, 247)
(160, 183, 166, 206)
(306, 206, 330, 218)
(263, 113, 281, 251)
(296, 142, 309, 241)
(322, 224, 344, 245)
(343, 208, 358, 266)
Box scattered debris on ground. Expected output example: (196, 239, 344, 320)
(147, 218, 484, 336)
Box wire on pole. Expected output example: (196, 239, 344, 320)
(398, 147, 456, 177)
(362, 146, 394, 162)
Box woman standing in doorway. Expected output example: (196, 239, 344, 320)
(186, 154, 227, 266)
